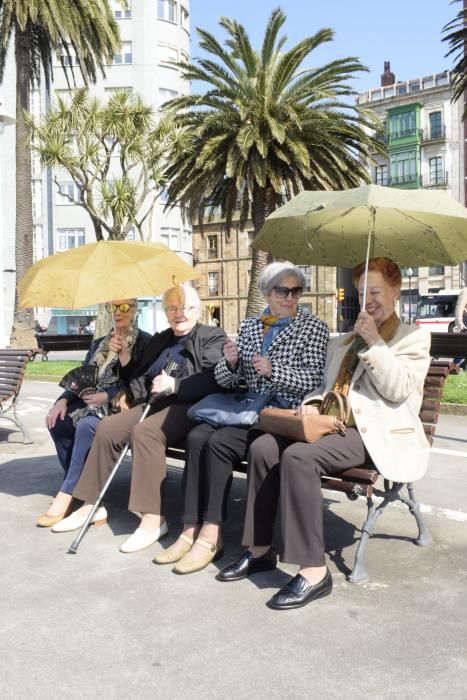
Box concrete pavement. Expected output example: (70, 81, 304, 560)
(0, 381, 466, 699)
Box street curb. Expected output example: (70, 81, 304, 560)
(439, 403, 467, 416)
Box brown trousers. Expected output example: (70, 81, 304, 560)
(242, 428, 369, 567)
(73, 403, 195, 515)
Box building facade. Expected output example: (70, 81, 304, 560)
(2, 0, 192, 336)
(357, 64, 465, 317)
(192, 218, 337, 335)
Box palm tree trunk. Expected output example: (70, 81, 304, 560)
(245, 183, 275, 318)
(10, 24, 35, 347)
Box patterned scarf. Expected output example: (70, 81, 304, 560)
(260, 308, 294, 354)
(332, 312, 400, 397)
(70, 319, 138, 425)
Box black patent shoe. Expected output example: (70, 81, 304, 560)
(216, 548, 277, 582)
(266, 569, 333, 610)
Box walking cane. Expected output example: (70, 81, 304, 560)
(67, 361, 179, 554)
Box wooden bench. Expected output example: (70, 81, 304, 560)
(0, 349, 35, 443)
(166, 351, 460, 584)
(35, 333, 93, 360)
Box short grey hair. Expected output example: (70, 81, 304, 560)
(258, 262, 306, 296)
(162, 284, 201, 319)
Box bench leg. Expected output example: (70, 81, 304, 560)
(348, 495, 382, 584)
(6, 404, 34, 444)
(399, 483, 433, 547)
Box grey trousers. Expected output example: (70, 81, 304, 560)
(242, 428, 369, 567)
(73, 402, 195, 515)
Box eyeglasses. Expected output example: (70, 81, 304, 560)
(165, 305, 198, 315)
(105, 303, 134, 313)
(273, 286, 303, 299)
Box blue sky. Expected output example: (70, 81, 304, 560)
(190, 0, 457, 94)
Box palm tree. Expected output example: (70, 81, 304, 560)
(0, 0, 121, 344)
(442, 0, 467, 110)
(163, 8, 384, 316)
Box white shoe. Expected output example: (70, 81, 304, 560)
(119, 521, 168, 553)
(51, 505, 107, 533)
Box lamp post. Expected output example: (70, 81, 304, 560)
(407, 267, 414, 324)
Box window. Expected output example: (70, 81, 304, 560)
(182, 229, 191, 251)
(29, 89, 41, 118)
(158, 0, 176, 22)
(33, 224, 43, 263)
(389, 110, 416, 139)
(396, 84, 407, 95)
(298, 266, 312, 292)
(429, 157, 444, 186)
(126, 227, 136, 240)
(207, 235, 218, 259)
(208, 271, 219, 296)
(158, 87, 178, 106)
(428, 266, 444, 275)
(180, 6, 189, 30)
(247, 230, 255, 254)
(57, 181, 80, 205)
(57, 228, 85, 250)
(32, 147, 42, 175)
(111, 0, 131, 17)
(390, 151, 417, 184)
(114, 41, 132, 65)
(375, 164, 388, 186)
(429, 111, 442, 139)
(32, 180, 43, 219)
(410, 81, 420, 92)
(158, 44, 178, 65)
(160, 227, 179, 250)
(423, 77, 434, 89)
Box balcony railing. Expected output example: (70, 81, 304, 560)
(422, 126, 446, 142)
(387, 173, 421, 187)
(387, 128, 422, 142)
(421, 172, 449, 188)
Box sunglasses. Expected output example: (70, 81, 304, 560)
(273, 286, 303, 299)
(105, 303, 134, 313)
(165, 305, 198, 314)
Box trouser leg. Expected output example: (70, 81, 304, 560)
(60, 415, 100, 495)
(48, 413, 76, 472)
(128, 403, 195, 515)
(182, 422, 217, 525)
(280, 428, 368, 566)
(242, 432, 289, 547)
(72, 405, 144, 503)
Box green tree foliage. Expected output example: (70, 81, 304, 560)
(30, 89, 179, 241)
(0, 0, 122, 343)
(163, 8, 385, 316)
(443, 0, 467, 112)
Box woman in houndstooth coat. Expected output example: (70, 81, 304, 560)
(154, 262, 329, 573)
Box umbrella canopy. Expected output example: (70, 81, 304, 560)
(254, 184, 467, 268)
(18, 240, 199, 309)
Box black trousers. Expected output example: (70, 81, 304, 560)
(182, 422, 260, 525)
(242, 428, 369, 567)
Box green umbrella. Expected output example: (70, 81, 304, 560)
(254, 184, 467, 267)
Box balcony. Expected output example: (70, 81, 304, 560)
(387, 173, 422, 187)
(421, 172, 449, 188)
(387, 128, 422, 143)
(421, 126, 446, 143)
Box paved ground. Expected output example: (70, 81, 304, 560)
(0, 381, 466, 699)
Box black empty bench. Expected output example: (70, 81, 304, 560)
(35, 333, 93, 360)
(0, 349, 35, 443)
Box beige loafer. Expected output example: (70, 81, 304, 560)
(120, 522, 168, 553)
(37, 502, 72, 528)
(51, 506, 107, 533)
(153, 533, 194, 564)
(172, 537, 224, 575)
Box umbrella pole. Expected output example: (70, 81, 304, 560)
(362, 207, 376, 309)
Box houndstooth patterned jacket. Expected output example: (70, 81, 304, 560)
(214, 306, 329, 408)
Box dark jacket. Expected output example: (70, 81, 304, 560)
(58, 329, 152, 405)
(125, 323, 227, 406)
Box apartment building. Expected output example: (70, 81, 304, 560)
(357, 63, 465, 317)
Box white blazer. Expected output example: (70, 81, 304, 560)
(303, 324, 432, 482)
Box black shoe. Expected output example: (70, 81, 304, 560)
(216, 548, 277, 582)
(266, 569, 333, 610)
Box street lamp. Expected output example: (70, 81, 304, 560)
(407, 267, 414, 324)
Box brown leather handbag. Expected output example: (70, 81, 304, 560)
(259, 390, 350, 443)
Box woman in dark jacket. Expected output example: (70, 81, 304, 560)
(38, 299, 151, 527)
(51, 285, 227, 554)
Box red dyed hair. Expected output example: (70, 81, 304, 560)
(352, 257, 402, 289)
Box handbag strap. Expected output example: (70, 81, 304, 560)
(320, 390, 351, 424)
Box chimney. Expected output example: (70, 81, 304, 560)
(381, 61, 395, 87)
